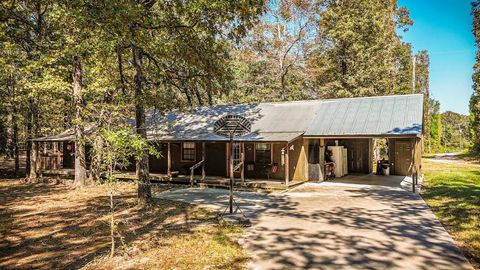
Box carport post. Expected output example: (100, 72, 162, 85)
(412, 138, 417, 193)
(284, 143, 289, 186)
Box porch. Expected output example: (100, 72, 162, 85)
(37, 168, 304, 190)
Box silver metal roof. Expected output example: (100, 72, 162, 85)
(148, 94, 423, 141)
(304, 94, 423, 136)
(34, 94, 423, 142)
(146, 101, 319, 142)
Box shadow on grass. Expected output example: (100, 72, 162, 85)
(0, 180, 233, 270)
(422, 182, 480, 267)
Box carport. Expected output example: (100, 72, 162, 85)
(303, 94, 424, 187)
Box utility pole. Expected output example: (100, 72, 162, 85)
(458, 124, 463, 149)
(443, 124, 446, 149)
(412, 55, 416, 94)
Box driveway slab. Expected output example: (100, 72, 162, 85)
(156, 183, 473, 270)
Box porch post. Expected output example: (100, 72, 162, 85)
(412, 138, 416, 193)
(240, 142, 245, 184)
(285, 143, 289, 186)
(29, 141, 38, 180)
(167, 142, 171, 176)
(57, 142, 62, 169)
(202, 142, 206, 180)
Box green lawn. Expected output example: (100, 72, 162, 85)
(422, 159, 480, 269)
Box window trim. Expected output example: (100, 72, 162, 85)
(181, 142, 196, 162)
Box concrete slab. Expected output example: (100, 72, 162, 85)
(155, 183, 473, 270)
(326, 174, 423, 192)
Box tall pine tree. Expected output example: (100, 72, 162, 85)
(471, 0, 480, 153)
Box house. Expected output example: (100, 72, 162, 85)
(31, 94, 424, 185)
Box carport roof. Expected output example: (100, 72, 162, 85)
(304, 94, 424, 137)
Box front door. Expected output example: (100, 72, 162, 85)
(394, 141, 413, 175)
(227, 143, 244, 177)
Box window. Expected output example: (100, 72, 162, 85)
(182, 142, 196, 161)
(255, 143, 271, 164)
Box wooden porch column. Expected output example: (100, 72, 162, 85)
(57, 142, 62, 169)
(241, 142, 245, 184)
(29, 141, 38, 180)
(202, 142, 206, 180)
(412, 138, 417, 193)
(167, 142, 171, 176)
(285, 143, 289, 186)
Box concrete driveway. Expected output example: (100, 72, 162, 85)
(156, 183, 473, 270)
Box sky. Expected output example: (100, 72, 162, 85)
(398, 0, 475, 115)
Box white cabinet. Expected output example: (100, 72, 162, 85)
(342, 148, 348, 175)
(328, 146, 348, 177)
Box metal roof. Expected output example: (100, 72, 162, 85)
(34, 94, 423, 142)
(146, 101, 319, 142)
(148, 94, 423, 141)
(32, 125, 95, 142)
(304, 94, 423, 137)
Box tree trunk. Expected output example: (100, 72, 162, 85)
(89, 134, 103, 182)
(29, 141, 38, 182)
(7, 73, 19, 175)
(73, 55, 87, 186)
(25, 98, 34, 177)
(6, 112, 13, 159)
(132, 46, 151, 202)
(89, 87, 113, 182)
(13, 111, 19, 176)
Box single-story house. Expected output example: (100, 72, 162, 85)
(32, 94, 424, 184)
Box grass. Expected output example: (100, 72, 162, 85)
(0, 179, 247, 270)
(422, 158, 480, 269)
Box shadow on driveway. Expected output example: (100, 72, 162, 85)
(156, 184, 473, 270)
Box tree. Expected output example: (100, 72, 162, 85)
(100, 126, 156, 257)
(309, 0, 412, 97)
(230, 0, 319, 102)
(72, 55, 87, 186)
(442, 111, 471, 150)
(0, 0, 71, 180)
(58, 0, 265, 201)
(414, 50, 431, 152)
(471, 0, 480, 153)
(426, 99, 443, 153)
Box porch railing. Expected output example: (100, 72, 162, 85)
(189, 159, 205, 186)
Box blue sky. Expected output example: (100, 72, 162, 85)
(398, 0, 475, 115)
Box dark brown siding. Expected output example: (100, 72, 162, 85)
(149, 143, 167, 173)
(341, 139, 371, 174)
(63, 142, 75, 169)
(205, 142, 226, 176)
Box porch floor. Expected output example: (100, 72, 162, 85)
(115, 171, 302, 190)
(39, 169, 301, 190)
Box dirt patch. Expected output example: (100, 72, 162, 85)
(0, 179, 246, 269)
